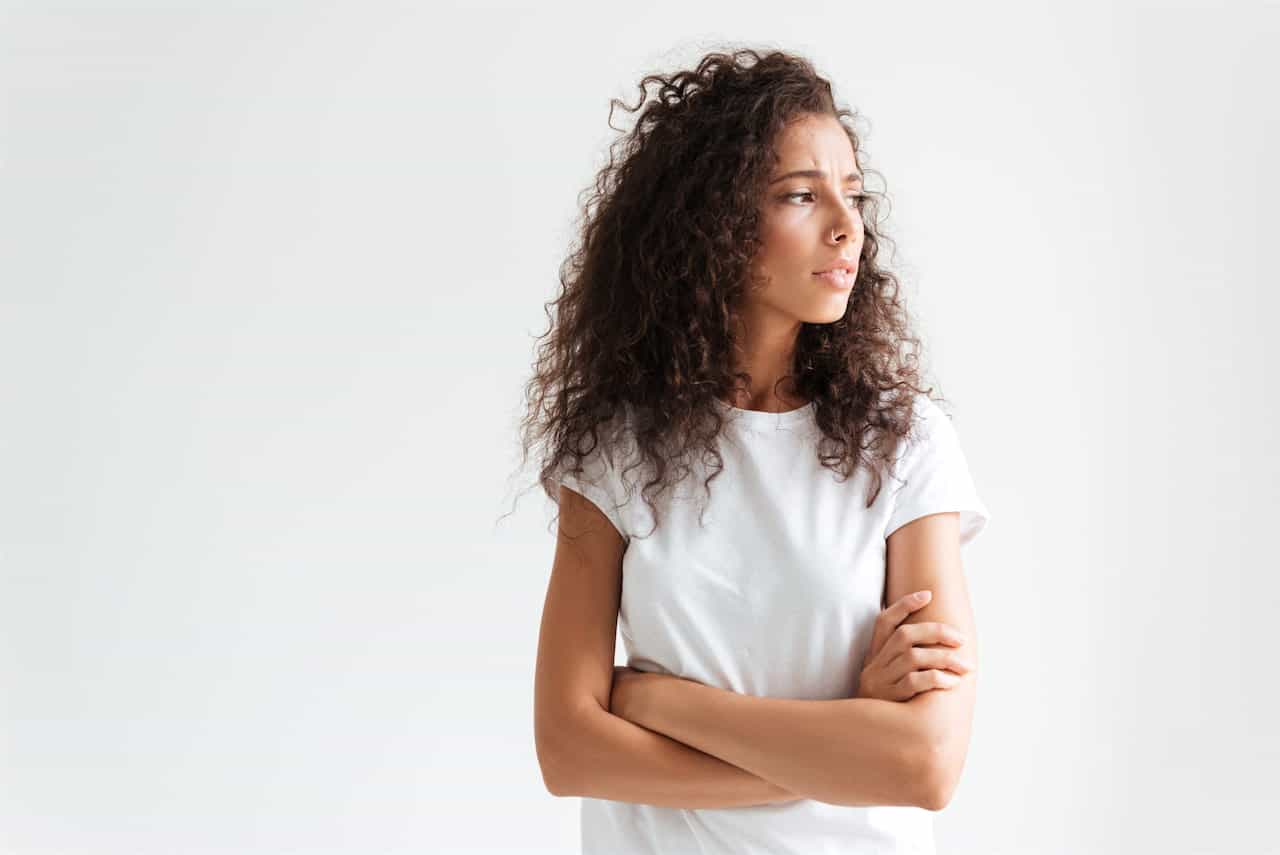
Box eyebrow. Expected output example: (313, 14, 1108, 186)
(769, 169, 864, 185)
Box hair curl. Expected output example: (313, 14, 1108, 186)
(515, 46, 947, 539)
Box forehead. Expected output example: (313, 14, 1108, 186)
(772, 114, 857, 170)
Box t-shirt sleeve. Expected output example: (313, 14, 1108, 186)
(557, 432, 630, 541)
(884, 397, 991, 548)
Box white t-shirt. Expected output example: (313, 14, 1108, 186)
(557, 391, 991, 855)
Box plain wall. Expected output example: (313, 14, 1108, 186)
(1, 1, 1276, 852)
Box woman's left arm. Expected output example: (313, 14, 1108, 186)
(609, 667, 934, 809)
(611, 511, 978, 811)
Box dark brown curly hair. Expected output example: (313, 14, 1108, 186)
(515, 46, 947, 540)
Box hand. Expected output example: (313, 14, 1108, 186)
(855, 590, 975, 702)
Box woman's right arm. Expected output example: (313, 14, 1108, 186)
(534, 485, 801, 808)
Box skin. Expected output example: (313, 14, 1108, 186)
(726, 111, 866, 413)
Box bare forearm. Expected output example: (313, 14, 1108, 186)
(546, 703, 804, 808)
(624, 677, 930, 808)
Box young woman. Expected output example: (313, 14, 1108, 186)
(524, 47, 991, 855)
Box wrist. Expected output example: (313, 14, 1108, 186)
(611, 667, 676, 726)
(627, 671, 674, 727)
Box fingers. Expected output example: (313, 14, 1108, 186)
(894, 645, 976, 677)
(879, 619, 965, 663)
(892, 668, 962, 697)
(881, 639, 977, 701)
(904, 620, 967, 648)
(870, 590, 934, 658)
(889, 590, 932, 624)
(883, 622, 963, 669)
(862, 591, 973, 703)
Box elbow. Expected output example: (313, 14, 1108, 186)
(543, 770, 574, 799)
(536, 739, 577, 797)
(915, 743, 963, 812)
(916, 772, 952, 813)
(537, 747, 572, 798)
(536, 704, 598, 798)
(535, 728, 579, 797)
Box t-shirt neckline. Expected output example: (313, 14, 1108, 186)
(712, 397, 816, 428)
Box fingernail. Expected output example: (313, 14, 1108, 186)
(914, 591, 929, 602)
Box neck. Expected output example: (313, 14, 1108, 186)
(724, 319, 806, 412)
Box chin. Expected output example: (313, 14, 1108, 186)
(803, 301, 850, 324)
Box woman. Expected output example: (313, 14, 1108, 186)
(523, 47, 991, 854)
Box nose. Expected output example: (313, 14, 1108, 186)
(828, 205, 860, 245)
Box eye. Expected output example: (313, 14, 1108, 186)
(786, 191, 866, 207)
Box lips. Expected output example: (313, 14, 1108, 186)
(814, 269, 855, 288)
(814, 258, 857, 274)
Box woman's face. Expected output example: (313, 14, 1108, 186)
(747, 113, 865, 326)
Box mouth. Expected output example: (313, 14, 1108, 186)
(813, 269, 855, 289)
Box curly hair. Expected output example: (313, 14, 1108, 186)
(515, 46, 946, 540)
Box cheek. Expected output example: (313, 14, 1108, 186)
(757, 219, 810, 263)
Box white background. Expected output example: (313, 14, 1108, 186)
(1, 1, 1277, 853)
